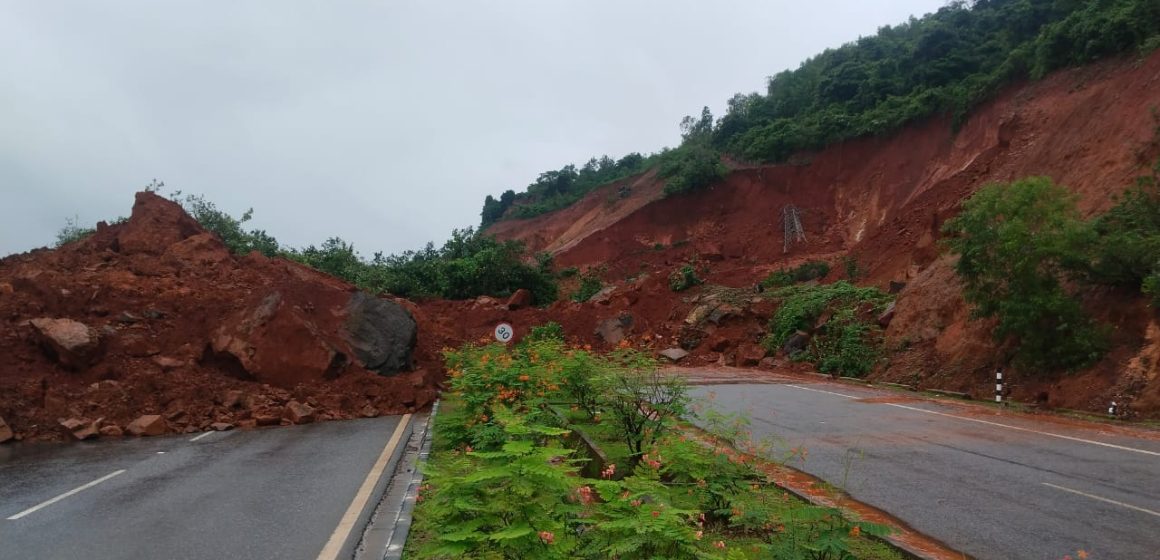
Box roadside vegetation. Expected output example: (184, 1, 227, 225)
(405, 336, 899, 559)
(480, 0, 1160, 223)
(945, 159, 1160, 371)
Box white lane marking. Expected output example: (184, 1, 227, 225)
(1042, 483, 1160, 518)
(781, 383, 1160, 457)
(316, 414, 412, 560)
(785, 384, 857, 399)
(883, 402, 1160, 457)
(6, 470, 126, 520)
(189, 432, 214, 442)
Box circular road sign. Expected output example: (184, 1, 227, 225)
(494, 323, 514, 343)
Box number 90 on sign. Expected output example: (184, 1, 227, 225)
(494, 323, 514, 343)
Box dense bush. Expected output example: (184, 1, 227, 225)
(1090, 159, 1160, 307)
(480, 153, 655, 227)
(525, 321, 565, 343)
(178, 194, 280, 256)
(287, 227, 558, 305)
(659, 107, 728, 196)
(761, 260, 831, 288)
(762, 282, 893, 378)
(943, 177, 1106, 371)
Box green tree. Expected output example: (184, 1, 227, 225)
(943, 177, 1106, 370)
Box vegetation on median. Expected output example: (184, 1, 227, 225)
(405, 336, 899, 559)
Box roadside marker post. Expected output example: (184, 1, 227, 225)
(1109, 401, 1118, 418)
(995, 369, 1004, 405)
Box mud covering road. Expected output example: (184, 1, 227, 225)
(691, 381, 1160, 560)
(0, 417, 408, 560)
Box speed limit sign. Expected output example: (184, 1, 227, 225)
(494, 323, 514, 343)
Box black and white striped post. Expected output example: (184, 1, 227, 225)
(995, 368, 1004, 404)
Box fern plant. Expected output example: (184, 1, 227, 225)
(417, 408, 583, 560)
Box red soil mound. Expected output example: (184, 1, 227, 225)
(0, 193, 437, 442)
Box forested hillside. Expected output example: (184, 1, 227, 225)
(481, 0, 1160, 224)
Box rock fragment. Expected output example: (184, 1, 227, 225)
(127, 414, 167, 437)
(28, 318, 104, 369)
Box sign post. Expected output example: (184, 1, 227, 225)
(494, 323, 514, 344)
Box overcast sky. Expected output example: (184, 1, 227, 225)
(0, 0, 945, 258)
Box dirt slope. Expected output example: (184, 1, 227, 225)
(485, 52, 1160, 417)
(0, 193, 438, 442)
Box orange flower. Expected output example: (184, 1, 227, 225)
(1076, 551, 1089, 560)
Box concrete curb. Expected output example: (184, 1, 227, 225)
(771, 476, 945, 560)
(329, 415, 415, 560)
(925, 389, 972, 400)
(356, 402, 439, 560)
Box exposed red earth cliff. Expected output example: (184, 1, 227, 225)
(483, 52, 1160, 418)
(0, 193, 437, 442)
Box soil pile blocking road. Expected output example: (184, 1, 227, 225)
(0, 192, 437, 442)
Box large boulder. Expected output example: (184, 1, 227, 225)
(344, 292, 417, 376)
(783, 331, 810, 355)
(210, 292, 350, 386)
(595, 314, 634, 345)
(659, 348, 690, 363)
(29, 318, 104, 369)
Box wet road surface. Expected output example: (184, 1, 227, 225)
(0, 416, 407, 560)
(691, 381, 1160, 560)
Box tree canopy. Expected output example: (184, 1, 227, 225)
(479, 0, 1160, 224)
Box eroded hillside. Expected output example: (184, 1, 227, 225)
(485, 52, 1160, 416)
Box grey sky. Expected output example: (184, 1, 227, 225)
(0, 0, 944, 258)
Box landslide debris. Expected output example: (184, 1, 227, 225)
(0, 192, 437, 442)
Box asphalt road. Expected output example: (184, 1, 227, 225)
(0, 416, 407, 560)
(691, 381, 1160, 560)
